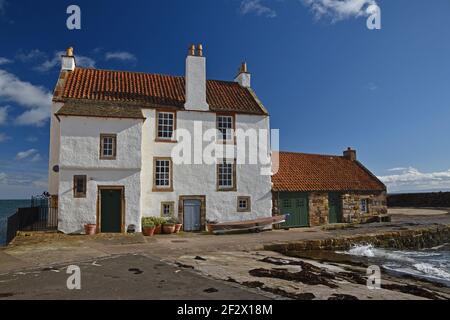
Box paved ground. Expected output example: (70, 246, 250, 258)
(0, 210, 449, 299)
(0, 254, 267, 300)
(388, 207, 450, 216)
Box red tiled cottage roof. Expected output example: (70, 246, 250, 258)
(272, 152, 386, 192)
(55, 68, 267, 115)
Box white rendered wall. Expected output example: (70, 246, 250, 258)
(58, 116, 143, 234)
(48, 102, 63, 195)
(140, 109, 272, 223)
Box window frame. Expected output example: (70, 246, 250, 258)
(237, 196, 251, 212)
(73, 175, 87, 198)
(217, 159, 237, 191)
(160, 201, 175, 217)
(216, 114, 235, 144)
(153, 157, 173, 192)
(360, 199, 369, 213)
(155, 110, 177, 142)
(100, 134, 117, 160)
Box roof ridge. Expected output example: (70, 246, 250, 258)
(74, 67, 239, 85)
(278, 151, 344, 158)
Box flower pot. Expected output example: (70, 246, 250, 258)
(84, 224, 97, 235)
(206, 224, 215, 234)
(163, 224, 176, 234)
(154, 224, 162, 234)
(142, 226, 156, 237)
(174, 224, 183, 233)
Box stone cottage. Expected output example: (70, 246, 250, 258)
(272, 149, 387, 227)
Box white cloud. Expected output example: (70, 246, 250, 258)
(302, 0, 377, 22)
(0, 172, 6, 184)
(35, 51, 96, 72)
(0, 69, 52, 126)
(0, 133, 9, 142)
(15, 148, 38, 160)
(240, 0, 277, 18)
(0, 105, 8, 124)
(378, 167, 450, 193)
(30, 153, 42, 162)
(105, 51, 137, 62)
(0, 57, 12, 65)
(16, 49, 46, 62)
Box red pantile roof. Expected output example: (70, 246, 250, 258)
(56, 68, 267, 115)
(273, 152, 386, 192)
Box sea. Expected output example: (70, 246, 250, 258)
(0, 199, 31, 245)
(338, 244, 450, 287)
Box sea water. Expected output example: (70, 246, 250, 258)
(0, 199, 30, 245)
(338, 244, 450, 287)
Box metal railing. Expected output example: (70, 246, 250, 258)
(4, 195, 58, 245)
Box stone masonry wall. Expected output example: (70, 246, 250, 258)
(342, 191, 387, 223)
(308, 192, 329, 227)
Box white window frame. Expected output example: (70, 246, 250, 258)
(237, 196, 251, 212)
(154, 158, 172, 190)
(360, 199, 369, 213)
(217, 159, 235, 190)
(157, 111, 175, 140)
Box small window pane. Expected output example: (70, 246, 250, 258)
(101, 134, 116, 159)
(155, 159, 171, 188)
(218, 160, 234, 189)
(73, 175, 87, 198)
(161, 202, 174, 217)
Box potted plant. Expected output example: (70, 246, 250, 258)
(173, 216, 183, 233)
(162, 217, 176, 234)
(206, 219, 218, 234)
(84, 223, 97, 235)
(141, 218, 156, 237)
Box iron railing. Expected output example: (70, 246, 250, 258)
(4, 195, 58, 245)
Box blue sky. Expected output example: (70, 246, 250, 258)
(0, 0, 449, 198)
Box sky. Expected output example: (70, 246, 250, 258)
(0, 0, 450, 198)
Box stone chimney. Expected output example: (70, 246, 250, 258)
(184, 44, 209, 111)
(61, 47, 76, 71)
(343, 147, 357, 161)
(234, 62, 251, 88)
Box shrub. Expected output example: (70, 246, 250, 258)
(141, 218, 155, 228)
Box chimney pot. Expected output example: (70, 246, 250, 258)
(197, 44, 203, 57)
(188, 44, 195, 56)
(66, 47, 74, 57)
(234, 61, 251, 88)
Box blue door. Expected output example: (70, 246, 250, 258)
(184, 200, 201, 231)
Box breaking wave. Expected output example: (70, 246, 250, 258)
(338, 243, 450, 287)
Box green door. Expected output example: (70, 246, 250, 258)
(100, 189, 122, 233)
(328, 193, 342, 224)
(279, 192, 309, 228)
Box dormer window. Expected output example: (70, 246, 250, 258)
(156, 111, 176, 141)
(100, 134, 117, 160)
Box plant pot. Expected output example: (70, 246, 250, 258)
(163, 224, 176, 234)
(206, 224, 215, 234)
(142, 226, 156, 237)
(154, 224, 162, 234)
(84, 224, 97, 235)
(174, 224, 183, 233)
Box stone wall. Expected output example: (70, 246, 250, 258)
(388, 192, 450, 208)
(308, 192, 328, 227)
(342, 191, 387, 223)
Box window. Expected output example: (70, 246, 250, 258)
(283, 199, 291, 208)
(153, 158, 173, 190)
(161, 202, 175, 217)
(217, 115, 234, 142)
(217, 159, 236, 191)
(360, 199, 369, 213)
(157, 111, 175, 140)
(237, 197, 251, 212)
(100, 134, 117, 159)
(73, 175, 87, 198)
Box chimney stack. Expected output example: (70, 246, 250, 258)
(343, 147, 357, 161)
(234, 62, 251, 88)
(184, 44, 209, 111)
(61, 47, 76, 71)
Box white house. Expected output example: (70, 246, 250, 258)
(48, 45, 272, 234)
